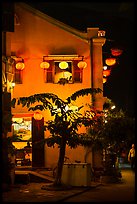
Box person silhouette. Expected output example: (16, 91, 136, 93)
(128, 144, 135, 170)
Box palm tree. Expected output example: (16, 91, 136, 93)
(11, 88, 102, 187)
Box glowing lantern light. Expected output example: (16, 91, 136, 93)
(16, 62, 25, 70)
(34, 112, 43, 120)
(59, 61, 68, 69)
(40, 61, 50, 69)
(103, 69, 111, 77)
(111, 48, 123, 57)
(105, 58, 116, 66)
(103, 78, 107, 83)
(77, 61, 87, 69)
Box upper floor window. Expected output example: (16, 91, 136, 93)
(44, 60, 83, 84)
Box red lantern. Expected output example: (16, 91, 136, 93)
(105, 58, 116, 66)
(34, 112, 43, 120)
(103, 69, 111, 77)
(111, 48, 123, 57)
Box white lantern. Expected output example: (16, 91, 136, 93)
(59, 61, 68, 69)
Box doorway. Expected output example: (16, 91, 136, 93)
(12, 116, 32, 167)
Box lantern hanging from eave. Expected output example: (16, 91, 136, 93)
(103, 69, 111, 77)
(59, 61, 68, 69)
(16, 62, 25, 70)
(40, 61, 50, 69)
(34, 112, 43, 120)
(111, 48, 123, 57)
(105, 57, 116, 66)
(103, 77, 107, 83)
(77, 61, 87, 69)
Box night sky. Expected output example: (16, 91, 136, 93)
(25, 1, 135, 116)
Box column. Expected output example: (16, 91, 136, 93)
(91, 37, 106, 111)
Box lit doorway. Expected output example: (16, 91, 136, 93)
(12, 117, 32, 167)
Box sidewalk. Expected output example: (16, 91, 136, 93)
(2, 164, 133, 202)
(2, 181, 101, 202)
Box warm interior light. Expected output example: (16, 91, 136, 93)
(40, 61, 50, 69)
(59, 61, 68, 69)
(34, 112, 43, 120)
(77, 61, 87, 69)
(105, 58, 116, 66)
(16, 62, 25, 70)
(11, 82, 15, 87)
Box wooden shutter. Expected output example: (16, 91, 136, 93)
(44, 61, 53, 83)
(73, 60, 83, 83)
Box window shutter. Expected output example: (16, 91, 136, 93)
(44, 61, 53, 83)
(14, 68, 23, 84)
(73, 60, 82, 83)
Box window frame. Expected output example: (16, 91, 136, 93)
(44, 60, 83, 84)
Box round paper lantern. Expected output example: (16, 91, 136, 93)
(103, 69, 111, 77)
(16, 62, 25, 70)
(40, 61, 50, 69)
(34, 112, 43, 120)
(77, 61, 87, 69)
(103, 77, 107, 83)
(105, 58, 116, 66)
(59, 61, 68, 69)
(111, 48, 123, 57)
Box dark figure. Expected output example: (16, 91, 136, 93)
(128, 144, 135, 170)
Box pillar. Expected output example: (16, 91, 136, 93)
(91, 37, 106, 111)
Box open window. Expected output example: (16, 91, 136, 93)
(44, 60, 83, 84)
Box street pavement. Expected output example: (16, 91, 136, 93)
(2, 167, 135, 202)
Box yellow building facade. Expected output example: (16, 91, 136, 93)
(2, 2, 106, 169)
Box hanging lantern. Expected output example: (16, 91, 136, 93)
(34, 112, 43, 120)
(103, 69, 111, 77)
(105, 58, 116, 66)
(103, 77, 107, 83)
(16, 62, 25, 70)
(111, 48, 123, 57)
(59, 61, 68, 69)
(40, 61, 50, 69)
(77, 61, 87, 69)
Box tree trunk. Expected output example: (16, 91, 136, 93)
(53, 136, 66, 186)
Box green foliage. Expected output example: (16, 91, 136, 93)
(87, 105, 135, 150)
(57, 78, 69, 85)
(11, 88, 102, 148)
(11, 88, 103, 186)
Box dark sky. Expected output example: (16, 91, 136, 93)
(25, 1, 135, 116)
